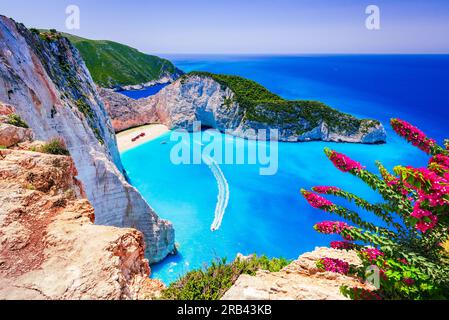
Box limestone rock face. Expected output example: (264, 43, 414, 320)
(0, 149, 164, 300)
(0, 16, 174, 263)
(99, 88, 159, 132)
(101, 75, 386, 144)
(222, 247, 375, 300)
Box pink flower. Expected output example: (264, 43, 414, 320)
(403, 167, 449, 207)
(302, 191, 335, 210)
(361, 247, 384, 263)
(411, 202, 439, 233)
(317, 258, 350, 275)
(328, 151, 365, 173)
(416, 214, 438, 233)
(350, 288, 383, 300)
(330, 241, 354, 250)
(391, 119, 436, 154)
(403, 278, 415, 286)
(411, 204, 433, 219)
(313, 186, 341, 194)
(429, 154, 449, 170)
(314, 221, 353, 240)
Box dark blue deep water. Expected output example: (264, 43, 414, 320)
(120, 55, 449, 284)
(119, 83, 169, 99)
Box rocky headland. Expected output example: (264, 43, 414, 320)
(100, 72, 387, 144)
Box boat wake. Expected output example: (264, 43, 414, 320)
(189, 138, 230, 232)
(203, 155, 230, 232)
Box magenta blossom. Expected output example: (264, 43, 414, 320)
(302, 191, 335, 210)
(312, 186, 341, 194)
(391, 119, 436, 154)
(403, 167, 449, 207)
(416, 214, 438, 233)
(361, 247, 384, 263)
(314, 221, 353, 240)
(317, 258, 350, 275)
(403, 278, 415, 286)
(411, 202, 439, 233)
(328, 151, 365, 173)
(330, 241, 354, 250)
(430, 154, 449, 170)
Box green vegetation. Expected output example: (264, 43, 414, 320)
(0, 146, 6, 150)
(6, 114, 29, 128)
(38, 29, 62, 42)
(161, 255, 291, 300)
(39, 138, 70, 156)
(75, 98, 94, 119)
(63, 33, 180, 87)
(187, 72, 380, 135)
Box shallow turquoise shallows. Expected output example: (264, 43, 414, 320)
(120, 55, 449, 285)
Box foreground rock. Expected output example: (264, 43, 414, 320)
(222, 248, 374, 300)
(100, 74, 386, 144)
(0, 149, 163, 300)
(0, 16, 175, 263)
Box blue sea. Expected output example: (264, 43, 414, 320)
(120, 55, 449, 285)
(119, 83, 169, 99)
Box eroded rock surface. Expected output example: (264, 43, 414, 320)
(222, 247, 374, 300)
(0, 148, 164, 300)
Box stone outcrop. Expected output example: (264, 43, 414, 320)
(0, 16, 175, 263)
(0, 147, 164, 300)
(222, 248, 375, 300)
(99, 88, 159, 133)
(101, 74, 386, 144)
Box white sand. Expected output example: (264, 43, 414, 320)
(116, 124, 170, 153)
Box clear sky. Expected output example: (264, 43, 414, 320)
(1, 0, 448, 54)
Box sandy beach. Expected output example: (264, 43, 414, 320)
(116, 124, 170, 153)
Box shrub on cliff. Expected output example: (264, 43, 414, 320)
(160, 255, 290, 300)
(39, 138, 70, 156)
(301, 119, 449, 300)
(6, 114, 29, 128)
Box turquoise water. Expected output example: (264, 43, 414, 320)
(120, 55, 449, 284)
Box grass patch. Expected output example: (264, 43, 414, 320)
(39, 138, 69, 156)
(63, 33, 180, 87)
(160, 255, 291, 300)
(6, 114, 29, 128)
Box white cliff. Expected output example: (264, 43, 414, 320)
(0, 16, 175, 263)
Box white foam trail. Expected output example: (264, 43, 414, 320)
(189, 139, 230, 231)
(205, 156, 230, 232)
